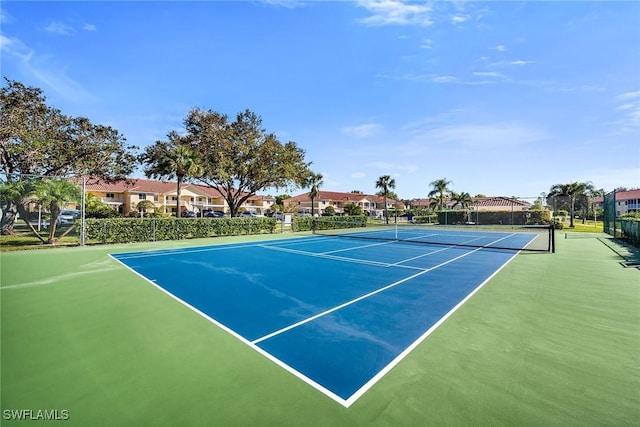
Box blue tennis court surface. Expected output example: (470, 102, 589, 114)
(111, 234, 526, 406)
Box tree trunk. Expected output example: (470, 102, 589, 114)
(1, 202, 18, 235)
(14, 203, 47, 244)
(176, 175, 183, 217)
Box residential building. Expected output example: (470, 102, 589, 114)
(285, 191, 405, 217)
(592, 189, 640, 217)
(411, 196, 531, 211)
(68, 177, 274, 216)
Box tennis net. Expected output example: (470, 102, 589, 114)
(312, 218, 555, 252)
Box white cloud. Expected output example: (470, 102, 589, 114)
(44, 21, 76, 35)
(609, 90, 640, 131)
(82, 23, 97, 32)
(351, 172, 366, 179)
(356, 0, 434, 26)
(341, 123, 382, 138)
(369, 161, 418, 174)
(432, 75, 458, 83)
(407, 122, 549, 149)
(420, 38, 433, 49)
(0, 34, 96, 103)
(491, 44, 507, 52)
(472, 71, 505, 78)
(451, 14, 468, 24)
(510, 60, 534, 66)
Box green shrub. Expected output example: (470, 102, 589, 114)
(85, 217, 276, 244)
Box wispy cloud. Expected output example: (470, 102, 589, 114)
(510, 59, 534, 66)
(420, 38, 433, 49)
(451, 14, 468, 24)
(351, 172, 366, 179)
(0, 34, 96, 103)
(45, 21, 75, 35)
(609, 90, 640, 132)
(369, 161, 418, 175)
(491, 44, 507, 52)
(472, 71, 506, 79)
(341, 123, 383, 138)
(356, 0, 434, 26)
(44, 21, 97, 35)
(259, 0, 306, 8)
(406, 122, 549, 150)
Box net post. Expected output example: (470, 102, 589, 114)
(311, 217, 317, 234)
(550, 223, 555, 253)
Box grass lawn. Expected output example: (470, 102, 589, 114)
(1, 233, 638, 426)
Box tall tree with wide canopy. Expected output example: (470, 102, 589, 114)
(182, 108, 315, 217)
(375, 175, 396, 224)
(428, 178, 453, 211)
(0, 79, 137, 234)
(548, 181, 596, 227)
(139, 132, 203, 217)
(308, 173, 324, 217)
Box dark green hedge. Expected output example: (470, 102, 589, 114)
(310, 216, 368, 231)
(436, 210, 551, 225)
(85, 217, 276, 244)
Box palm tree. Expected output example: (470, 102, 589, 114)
(307, 173, 323, 217)
(450, 191, 473, 210)
(0, 179, 42, 239)
(375, 175, 396, 224)
(548, 181, 595, 228)
(139, 133, 203, 217)
(34, 178, 82, 244)
(428, 178, 453, 211)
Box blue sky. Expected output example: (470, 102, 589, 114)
(1, 1, 639, 199)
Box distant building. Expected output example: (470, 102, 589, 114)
(67, 177, 274, 216)
(592, 189, 640, 217)
(285, 190, 405, 217)
(411, 196, 531, 211)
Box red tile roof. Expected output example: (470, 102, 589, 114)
(74, 177, 273, 200)
(289, 190, 400, 205)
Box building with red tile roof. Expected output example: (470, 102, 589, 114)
(285, 190, 405, 216)
(70, 177, 274, 216)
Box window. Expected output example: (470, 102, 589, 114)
(106, 193, 114, 198)
(139, 193, 147, 200)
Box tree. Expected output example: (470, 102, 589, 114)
(376, 189, 399, 202)
(183, 108, 314, 217)
(308, 173, 323, 217)
(34, 179, 81, 244)
(139, 133, 203, 217)
(343, 202, 362, 216)
(136, 200, 156, 217)
(548, 181, 595, 228)
(85, 193, 118, 218)
(428, 178, 453, 211)
(0, 79, 137, 234)
(451, 191, 473, 210)
(375, 175, 396, 224)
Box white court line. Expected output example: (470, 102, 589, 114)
(252, 232, 519, 346)
(260, 244, 426, 271)
(251, 245, 486, 345)
(113, 231, 521, 408)
(112, 236, 332, 260)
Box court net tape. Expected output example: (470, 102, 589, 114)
(312, 219, 555, 253)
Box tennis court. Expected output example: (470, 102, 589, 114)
(2, 229, 639, 426)
(111, 226, 539, 406)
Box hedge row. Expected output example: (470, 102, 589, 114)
(312, 216, 368, 230)
(436, 210, 551, 225)
(85, 217, 276, 244)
